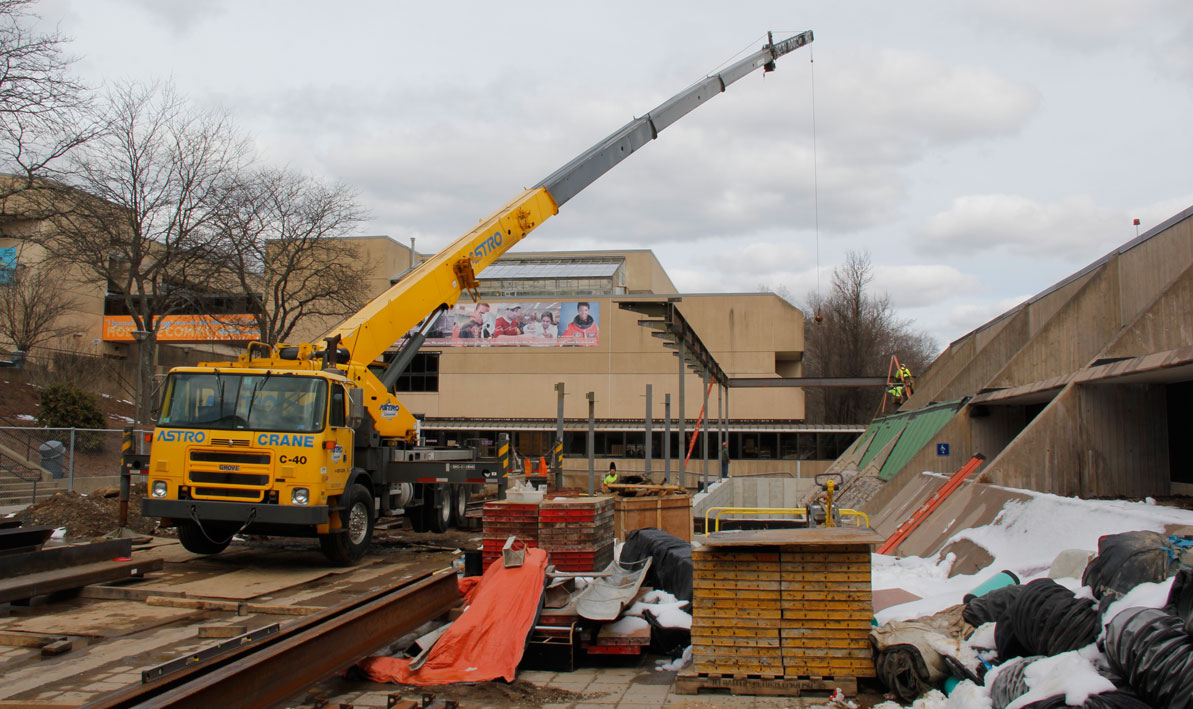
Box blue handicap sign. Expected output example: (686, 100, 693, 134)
(936, 443, 950, 456)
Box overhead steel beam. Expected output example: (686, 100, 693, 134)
(619, 299, 727, 388)
(731, 377, 889, 388)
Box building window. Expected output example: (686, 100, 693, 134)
(394, 352, 440, 392)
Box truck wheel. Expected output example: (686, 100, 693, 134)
(178, 519, 232, 555)
(429, 484, 452, 533)
(320, 484, 375, 565)
(450, 484, 471, 528)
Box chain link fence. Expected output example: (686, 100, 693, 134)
(0, 426, 150, 496)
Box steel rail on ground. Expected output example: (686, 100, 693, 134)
(84, 567, 459, 709)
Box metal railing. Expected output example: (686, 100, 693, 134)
(702, 505, 871, 533)
(0, 426, 152, 501)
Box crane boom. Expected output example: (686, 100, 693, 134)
(327, 30, 814, 371)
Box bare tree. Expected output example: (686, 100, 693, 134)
(802, 250, 936, 424)
(36, 82, 249, 426)
(0, 259, 80, 351)
(214, 168, 369, 346)
(0, 0, 96, 193)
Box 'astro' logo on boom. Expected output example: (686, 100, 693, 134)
(379, 402, 401, 419)
(157, 429, 205, 443)
(470, 230, 503, 264)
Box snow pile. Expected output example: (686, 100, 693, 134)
(603, 615, 648, 635)
(654, 645, 691, 671)
(1101, 577, 1174, 628)
(989, 646, 1113, 709)
(15, 413, 35, 421)
(874, 491, 1193, 623)
(623, 589, 691, 629)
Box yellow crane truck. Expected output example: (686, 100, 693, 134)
(141, 31, 814, 563)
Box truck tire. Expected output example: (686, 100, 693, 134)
(450, 484, 471, 528)
(320, 484, 375, 565)
(429, 484, 452, 533)
(178, 519, 233, 555)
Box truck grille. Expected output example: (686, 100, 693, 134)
(193, 487, 263, 500)
(189, 471, 270, 486)
(190, 451, 270, 465)
(209, 438, 251, 447)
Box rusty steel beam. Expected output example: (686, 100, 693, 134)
(729, 377, 888, 388)
(86, 568, 458, 709)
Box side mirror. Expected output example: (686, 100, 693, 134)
(348, 388, 364, 428)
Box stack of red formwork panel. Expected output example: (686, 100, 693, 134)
(537, 496, 615, 572)
(481, 500, 540, 569)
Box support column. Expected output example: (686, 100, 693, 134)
(644, 384, 653, 480)
(586, 392, 595, 496)
(664, 395, 672, 485)
(555, 382, 565, 490)
(678, 340, 686, 489)
(702, 372, 709, 492)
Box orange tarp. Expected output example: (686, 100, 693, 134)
(358, 548, 548, 685)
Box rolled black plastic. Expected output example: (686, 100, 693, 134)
(1103, 606, 1193, 709)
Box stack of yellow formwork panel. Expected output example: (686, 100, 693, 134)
(681, 528, 882, 698)
(691, 548, 785, 676)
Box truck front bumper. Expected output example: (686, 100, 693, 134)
(142, 499, 330, 526)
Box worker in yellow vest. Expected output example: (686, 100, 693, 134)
(603, 462, 618, 491)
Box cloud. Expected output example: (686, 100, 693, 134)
(119, 0, 228, 36)
(968, 0, 1193, 82)
(813, 47, 1040, 165)
(911, 194, 1127, 258)
(873, 265, 981, 309)
(939, 294, 1033, 345)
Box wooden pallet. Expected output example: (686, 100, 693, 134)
(674, 670, 858, 697)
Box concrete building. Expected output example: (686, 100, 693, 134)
(838, 202, 1193, 518)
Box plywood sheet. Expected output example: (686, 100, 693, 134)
(138, 566, 340, 599)
(0, 601, 196, 637)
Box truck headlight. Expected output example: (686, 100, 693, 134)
(151, 480, 167, 498)
(291, 487, 310, 505)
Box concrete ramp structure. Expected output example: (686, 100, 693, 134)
(855, 203, 1193, 538)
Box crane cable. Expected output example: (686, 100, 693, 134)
(810, 46, 823, 323)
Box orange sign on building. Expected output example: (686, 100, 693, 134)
(102, 314, 261, 342)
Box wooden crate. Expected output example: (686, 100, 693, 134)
(688, 529, 883, 694)
(614, 494, 692, 542)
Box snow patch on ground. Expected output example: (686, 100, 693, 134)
(15, 414, 35, 421)
(655, 645, 691, 671)
(874, 490, 1193, 623)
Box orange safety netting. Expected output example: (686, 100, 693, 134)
(358, 547, 548, 685)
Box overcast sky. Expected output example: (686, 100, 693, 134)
(36, 0, 1193, 352)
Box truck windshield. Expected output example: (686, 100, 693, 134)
(158, 372, 327, 433)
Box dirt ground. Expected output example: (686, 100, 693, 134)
(308, 676, 608, 708)
(14, 483, 155, 539)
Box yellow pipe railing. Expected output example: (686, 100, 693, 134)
(702, 506, 871, 534)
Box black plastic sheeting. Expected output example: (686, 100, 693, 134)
(990, 656, 1149, 709)
(964, 583, 1026, 627)
(996, 579, 1100, 659)
(1103, 606, 1193, 709)
(989, 656, 1042, 709)
(1168, 567, 1193, 635)
(874, 643, 935, 703)
(641, 608, 690, 656)
(620, 528, 693, 603)
(1082, 531, 1191, 603)
(1020, 692, 1152, 709)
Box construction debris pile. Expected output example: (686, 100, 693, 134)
(13, 486, 154, 539)
(869, 530, 1193, 708)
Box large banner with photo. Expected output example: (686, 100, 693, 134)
(417, 300, 600, 347)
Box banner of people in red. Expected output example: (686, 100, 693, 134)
(418, 301, 600, 347)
